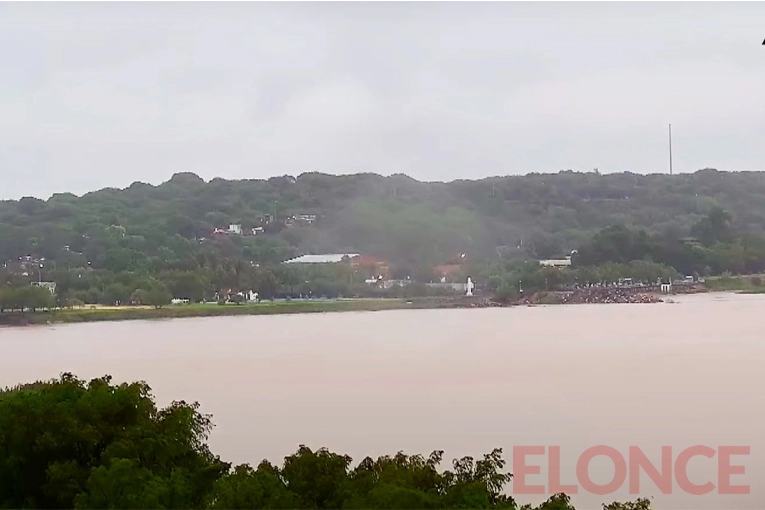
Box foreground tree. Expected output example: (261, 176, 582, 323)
(0, 373, 229, 509)
(603, 499, 652, 510)
(0, 374, 657, 510)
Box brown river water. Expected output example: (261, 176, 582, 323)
(1, 292, 762, 509)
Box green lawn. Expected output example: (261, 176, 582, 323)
(9, 298, 415, 325)
(704, 274, 765, 292)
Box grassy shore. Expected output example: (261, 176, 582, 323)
(0, 297, 496, 326)
(4, 277, 763, 327)
(703, 274, 765, 293)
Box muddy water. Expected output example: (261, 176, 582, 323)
(1, 292, 762, 509)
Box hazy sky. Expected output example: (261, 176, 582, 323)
(1, 2, 764, 199)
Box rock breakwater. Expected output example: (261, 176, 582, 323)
(520, 288, 663, 305)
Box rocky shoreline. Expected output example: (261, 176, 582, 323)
(415, 287, 666, 308)
(522, 288, 663, 305)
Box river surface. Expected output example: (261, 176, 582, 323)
(1, 292, 762, 509)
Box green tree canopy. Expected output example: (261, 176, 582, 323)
(0, 373, 657, 510)
(0, 373, 229, 509)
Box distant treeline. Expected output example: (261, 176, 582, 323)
(3, 170, 765, 305)
(0, 262, 466, 311)
(0, 374, 651, 510)
(475, 206, 765, 299)
(574, 206, 765, 276)
(0, 285, 56, 312)
(3, 168, 765, 273)
(1, 206, 761, 307)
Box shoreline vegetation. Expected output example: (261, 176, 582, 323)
(4, 197, 765, 326)
(704, 274, 765, 293)
(0, 280, 742, 327)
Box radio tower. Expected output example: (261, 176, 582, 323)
(669, 124, 673, 176)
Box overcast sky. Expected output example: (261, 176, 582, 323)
(1, 2, 764, 199)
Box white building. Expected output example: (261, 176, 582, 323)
(539, 256, 572, 268)
(228, 224, 242, 235)
(381, 279, 411, 289)
(31, 282, 57, 295)
(283, 254, 360, 264)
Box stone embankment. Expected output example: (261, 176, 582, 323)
(518, 288, 663, 305)
(415, 284, 711, 308)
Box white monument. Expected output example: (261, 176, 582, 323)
(466, 277, 474, 297)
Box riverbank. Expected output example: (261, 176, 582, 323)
(0, 297, 503, 326)
(0, 280, 732, 327)
(703, 274, 765, 293)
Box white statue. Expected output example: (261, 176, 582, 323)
(466, 277, 474, 296)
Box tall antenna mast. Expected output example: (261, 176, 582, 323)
(669, 124, 673, 175)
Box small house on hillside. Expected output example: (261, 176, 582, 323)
(285, 214, 318, 228)
(295, 214, 317, 224)
(351, 255, 390, 277)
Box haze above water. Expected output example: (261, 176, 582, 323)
(1, 293, 762, 509)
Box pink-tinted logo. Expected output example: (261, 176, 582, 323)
(512, 446, 750, 496)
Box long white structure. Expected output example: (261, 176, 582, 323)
(283, 253, 360, 264)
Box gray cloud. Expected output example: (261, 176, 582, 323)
(1, 2, 764, 199)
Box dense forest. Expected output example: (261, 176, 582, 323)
(0, 374, 651, 510)
(6, 168, 765, 265)
(3, 169, 765, 305)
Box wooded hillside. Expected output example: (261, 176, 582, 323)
(2, 168, 764, 273)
